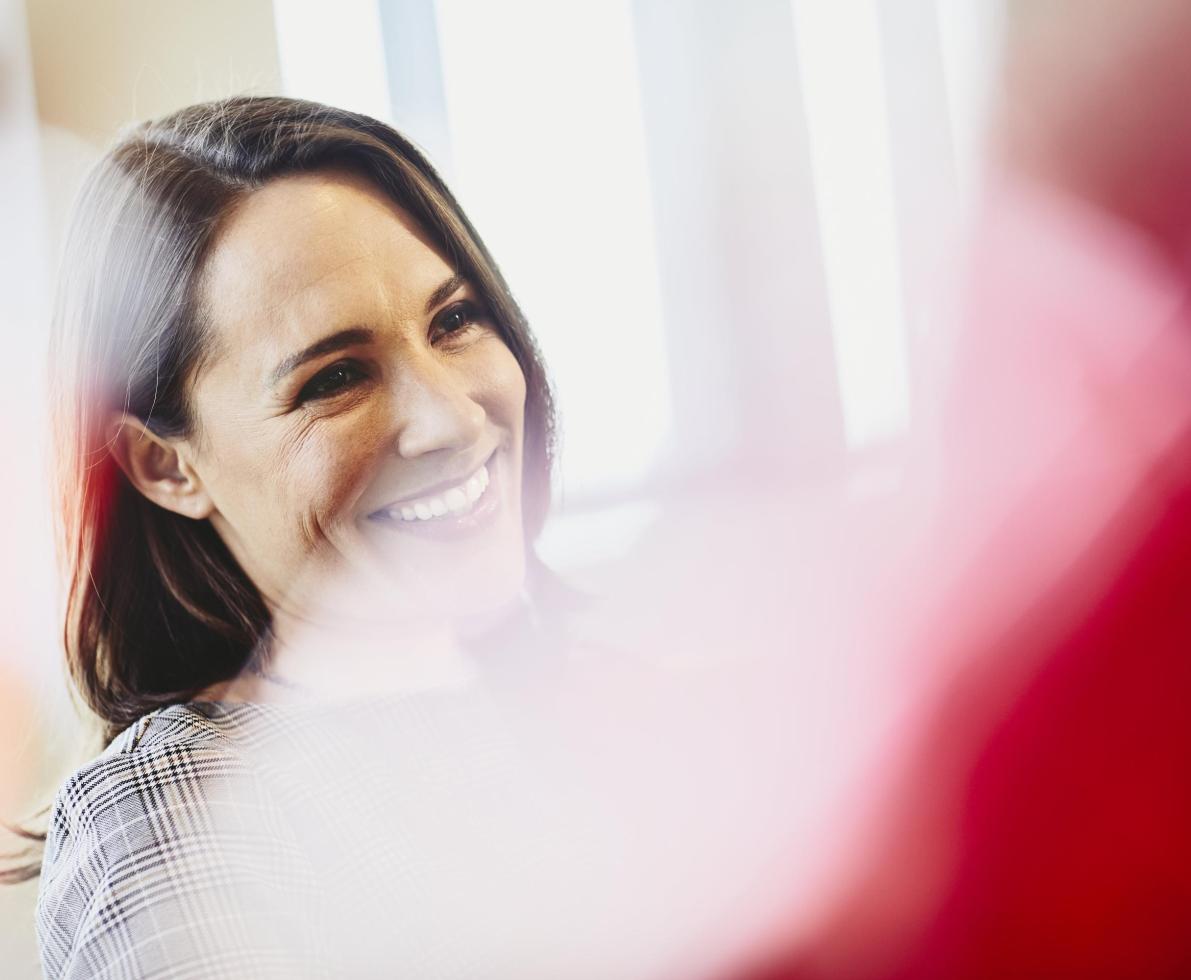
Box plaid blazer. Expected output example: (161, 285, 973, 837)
(35, 702, 330, 979)
(34, 681, 583, 980)
(34, 633, 785, 979)
(34, 607, 594, 979)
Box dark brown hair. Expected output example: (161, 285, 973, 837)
(2, 96, 558, 881)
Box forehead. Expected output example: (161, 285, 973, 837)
(198, 170, 454, 368)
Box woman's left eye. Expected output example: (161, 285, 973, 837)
(297, 360, 368, 403)
(432, 301, 484, 342)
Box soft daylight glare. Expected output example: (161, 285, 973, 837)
(791, 0, 911, 450)
(434, 0, 672, 498)
(271, 0, 391, 121)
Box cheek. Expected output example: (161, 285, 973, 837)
(480, 342, 528, 442)
(202, 409, 386, 561)
(276, 412, 391, 550)
(476, 345, 529, 511)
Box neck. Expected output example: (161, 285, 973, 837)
(194, 574, 532, 706)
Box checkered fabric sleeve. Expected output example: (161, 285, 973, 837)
(35, 705, 326, 979)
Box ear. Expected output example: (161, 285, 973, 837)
(108, 414, 214, 520)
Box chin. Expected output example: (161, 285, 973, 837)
(433, 545, 529, 624)
(312, 528, 528, 628)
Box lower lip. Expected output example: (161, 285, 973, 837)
(367, 455, 503, 542)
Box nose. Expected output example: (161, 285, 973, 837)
(390, 350, 487, 459)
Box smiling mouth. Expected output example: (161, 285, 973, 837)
(369, 452, 496, 526)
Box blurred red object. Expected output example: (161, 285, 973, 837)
(736, 175, 1191, 979)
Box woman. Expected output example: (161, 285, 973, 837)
(26, 95, 565, 978)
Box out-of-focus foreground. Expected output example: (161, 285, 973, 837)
(6, 0, 1191, 977)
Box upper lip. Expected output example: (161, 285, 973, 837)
(369, 448, 496, 514)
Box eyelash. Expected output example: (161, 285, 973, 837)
(432, 300, 485, 342)
(295, 302, 487, 404)
(297, 360, 369, 403)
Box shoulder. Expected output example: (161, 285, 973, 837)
(37, 702, 319, 979)
(41, 703, 273, 871)
(107, 699, 282, 755)
(58, 702, 260, 804)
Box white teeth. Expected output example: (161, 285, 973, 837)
(383, 463, 491, 523)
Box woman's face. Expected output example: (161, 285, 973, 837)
(182, 169, 527, 626)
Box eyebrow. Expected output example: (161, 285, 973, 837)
(425, 273, 467, 314)
(268, 327, 375, 387)
(267, 276, 469, 387)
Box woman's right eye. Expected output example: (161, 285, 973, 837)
(297, 360, 369, 403)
